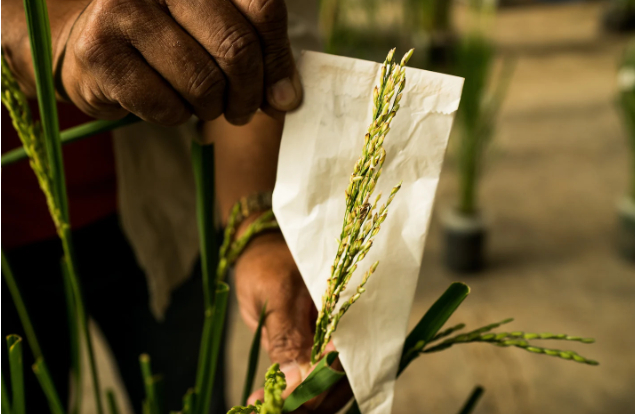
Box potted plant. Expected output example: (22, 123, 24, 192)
(603, 0, 635, 33)
(403, 0, 456, 67)
(443, 2, 514, 273)
(617, 40, 635, 262)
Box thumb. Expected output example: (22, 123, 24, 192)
(232, 0, 302, 111)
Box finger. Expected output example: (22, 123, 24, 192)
(263, 302, 315, 393)
(312, 379, 353, 414)
(166, 0, 264, 124)
(103, 50, 191, 125)
(302, 349, 345, 410)
(120, 4, 226, 121)
(232, 0, 302, 111)
(69, 29, 191, 125)
(247, 388, 264, 406)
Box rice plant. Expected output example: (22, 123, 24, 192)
(618, 39, 635, 202)
(311, 48, 412, 363)
(404, 0, 453, 35)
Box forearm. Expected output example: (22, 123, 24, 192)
(1, 0, 87, 97)
(207, 111, 284, 228)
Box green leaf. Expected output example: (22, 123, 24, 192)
(182, 388, 196, 414)
(21, 0, 103, 412)
(7, 336, 24, 414)
(458, 386, 484, 414)
(22, 0, 67, 218)
(399, 282, 470, 374)
(195, 283, 230, 414)
(106, 390, 120, 414)
(397, 282, 470, 375)
(242, 303, 267, 405)
(1, 252, 42, 360)
(2, 374, 12, 414)
(32, 359, 65, 414)
(282, 352, 345, 413)
(61, 258, 81, 414)
(191, 142, 218, 310)
(1, 114, 141, 167)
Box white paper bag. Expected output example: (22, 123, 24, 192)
(273, 51, 463, 414)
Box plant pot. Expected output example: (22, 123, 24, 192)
(603, 4, 635, 33)
(442, 209, 486, 273)
(617, 197, 635, 262)
(428, 30, 458, 68)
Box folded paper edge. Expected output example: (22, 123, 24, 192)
(298, 50, 464, 115)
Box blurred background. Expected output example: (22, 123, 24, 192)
(224, 0, 635, 413)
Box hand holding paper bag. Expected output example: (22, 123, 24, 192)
(273, 51, 463, 414)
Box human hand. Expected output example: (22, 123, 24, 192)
(234, 231, 352, 413)
(58, 0, 301, 126)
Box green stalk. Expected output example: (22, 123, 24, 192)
(61, 230, 103, 414)
(139, 355, 159, 414)
(182, 389, 196, 414)
(22, 0, 103, 411)
(458, 149, 478, 215)
(1, 114, 140, 167)
(195, 284, 229, 414)
(242, 303, 267, 405)
(2, 253, 66, 414)
(22, 0, 67, 218)
(1, 252, 42, 359)
(106, 390, 120, 414)
(191, 142, 218, 309)
(6, 336, 24, 414)
(61, 260, 81, 414)
(1, 375, 12, 414)
(32, 359, 65, 414)
(631, 153, 635, 202)
(191, 140, 227, 414)
(458, 386, 484, 414)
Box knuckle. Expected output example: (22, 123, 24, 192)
(188, 67, 225, 105)
(147, 100, 191, 126)
(268, 330, 304, 361)
(248, 0, 287, 22)
(216, 25, 260, 65)
(73, 26, 113, 69)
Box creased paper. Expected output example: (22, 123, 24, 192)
(273, 51, 463, 414)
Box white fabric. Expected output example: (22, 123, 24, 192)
(273, 51, 463, 414)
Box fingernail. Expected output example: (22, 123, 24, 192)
(231, 112, 255, 126)
(279, 362, 302, 388)
(271, 77, 297, 108)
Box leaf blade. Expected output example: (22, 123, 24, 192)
(242, 302, 267, 406)
(282, 352, 345, 413)
(399, 282, 470, 373)
(7, 336, 24, 414)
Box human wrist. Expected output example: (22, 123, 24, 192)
(1, 0, 88, 99)
(227, 191, 274, 239)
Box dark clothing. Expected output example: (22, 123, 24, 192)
(1, 214, 226, 414)
(1, 102, 118, 249)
